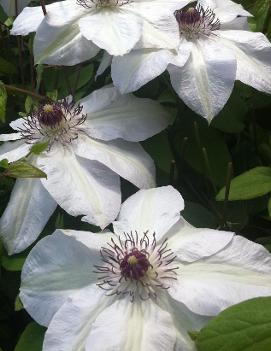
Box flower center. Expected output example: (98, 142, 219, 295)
(95, 231, 179, 301)
(175, 4, 220, 40)
(19, 100, 86, 148)
(76, 0, 130, 8)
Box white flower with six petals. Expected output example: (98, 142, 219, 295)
(0, 86, 171, 254)
(19, 186, 271, 351)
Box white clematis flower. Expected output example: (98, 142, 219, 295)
(111, 0, 271, 121)
(0, 86, 171, 255)
(0, 0, 30, 16)
(11, 0, 191, 65)
(19, 186, 271, 351)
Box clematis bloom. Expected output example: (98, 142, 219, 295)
(19, 186, 271, 351)
(111, 0, 271, 121)
(0, 86, 170, 254)
(11, 0, 191, 65)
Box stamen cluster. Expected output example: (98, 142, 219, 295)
(18, 99, 86, 148)
(77, 0, 130, 8)
(95, 231, 179, 301)
(175, 4, 220, 40)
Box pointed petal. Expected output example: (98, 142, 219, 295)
(20, 231, 100, 326)
(37, 146, 121, 229)
(11, 6, 44, 35)
(112, 49, 174, 94)
(171, 236, 271, 316)
(0, 140, 30, 162)
(114, 186, 184, 240)
(85, 299, 177, 351)
(74, 135, 155, 189)
(218, 30, 271, 94)
(82, 94, 171, 141)
(169, 38, 236, 121)
(42, 285, 112, 351)
(78, 9, 142, 55)
(168, 224, 234, 262)
(0, 179, 56, 254)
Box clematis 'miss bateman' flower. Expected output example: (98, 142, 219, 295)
(0, 0, 30, 16)
(19, 186, 271, 351)
(0, 86, 171, 255)
(111, 0, 271, 121)
(11, 0, 191, 65)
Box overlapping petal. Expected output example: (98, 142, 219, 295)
(0, 140, 31, 162)
(37, 146, 121, 229)
(0, 179, 56, 254)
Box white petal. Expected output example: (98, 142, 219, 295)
(37, 146, 121, 229)
(78, 9, 142, 55)
(58, 228, 114, 251)
(171, 236, 271, 316)
(214, 0, 251, 23)
(218, 30, 271, 94)
(74, 135, 155, 189)
(34, 21, 100, 65)
(0, 140, 30, 162)
(80, 85, 120, 114)
(168, 223, 234, 262)
(9, 117, 26, 130)
(10, 6, 44, 35)
(0, 133, 21, 141)
(20, 231, 100, 326)
(82, 93, 171, 141)
(220, 16, 249, 31)
(43, 285, 112, 351)
(0, 179, 56, 254)
(85, 299, 177, 351)
(169, 38, 236, 121)
(0, 0, 31, 16)
(95, 51, 112, 79)
(112, 49, 174, 94)
(114, 186, 184, 240)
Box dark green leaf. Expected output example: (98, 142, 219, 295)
(217, 167, 271, 201)
(14, 323, 46, 351)
(0, 81, 7, 123)
(196, 297, 271, 351)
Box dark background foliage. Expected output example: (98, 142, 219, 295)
(0, 0, 271, 350)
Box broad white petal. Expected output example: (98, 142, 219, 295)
(9, 117, 26, 131)
(43, 285, 112, 351)
(37, 146, 121, 229)
(168, 38, 236, 121)
(96, 51, 112, 79)
(11, 6, 44, 35)
(74, 135, 155, 189)
(34, 21, 100, 65)
(218, 30, 271, 94)
(0, 133, 21, 141)
(0, 0, 31, 16)
(58, 228, 114, 251)
(171, 235, 271, 316)
(78, 9, 142, 55)
(112, 49, 174, 94)
(20, 231, 100, 326)
(220, 16, 249, 31)
(82, 94, 171, 141)
(0, 179, 56, 254)
(0, 140, 30, 162)
(80, 85, 120, 114)
(114, 186, 184, 240)
(168, 223, 234, 262)
(85, 299, 177, 351)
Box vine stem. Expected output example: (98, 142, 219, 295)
(40, 0, 47, 15)
(4, 84, 47, 101)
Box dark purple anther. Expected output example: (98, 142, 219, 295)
(175, 7, 201, 26)
(120, 249, 150, 280)
(38, 103, 64, 127)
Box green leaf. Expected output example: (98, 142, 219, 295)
(15, 295, 24, 311)
(0, 81, 7, 123)
(30, 141, 49, 155)
(0, 57, 17, 75)
(0, 158, 9, 169)
(5, 160, 47, 179)
(216, 167, 271, 201)
(196, 297, 271, 351)
(14, 323, 46, 351)
(1, 252, 27, 271)
(268, 196, 271, 218)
